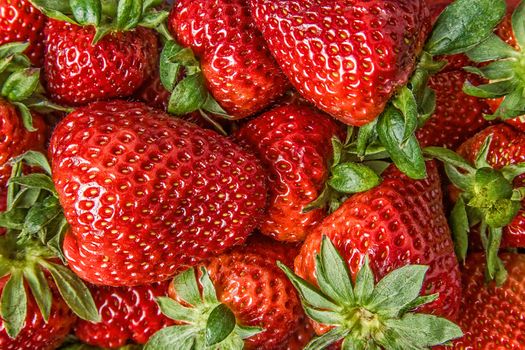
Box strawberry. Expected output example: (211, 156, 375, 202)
(448, 253, 525, 349)
(0, 0, 45, 65)
(250, 0, 431, 126)
(416, 70, 493, 149)
(75, 282, 173, 348)
(135, 73, 171, 111)
(235, 105, 343, 242)
(49, 100, 267, 286)
(31, 0, 171, 106)
(146, 236, 311, 350)
(0, 275, 77, 350)
(166, 0, 289, 119)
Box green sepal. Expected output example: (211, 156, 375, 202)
(9, 188, 41, 210)
(353, 256, 374, 305)
(328, 163, 382, 195)
(11, 151, 53, 176)
(13, 102, 35, 132)
(512, 0, 525, 49)
(356, 119, 378, 158)
(69, 0, 101, 26)
(449, 197, 469, 263)
(392, 86, 418, 143)
(168, 74, 208, 115)
(30, 0, 78, 24)
(425, 0, 506, 55)
(144, 325, 197, 350)
(1, 67, 40, 102)
(423, 147, 474, 172)
(171, 267, 201, 306)
(0, 208, 27, 230)
(206, 303, 236, 346)
(466, 34, 518, 62)
(116, 0, 143, 30)
(305, 327, 350, 350)
(21, 196, 62, 237)
(486, 227, 507, 285)
(156, 296, 198, 324)
(40, 261, 101, 322)
(23, 265, 52, 322)
(377, 106, 426, 180)
(0, 271, 27, 338)
(462, 80, 513, 99)
(9, 173, 58, 196)
(464, 61, 515, 81)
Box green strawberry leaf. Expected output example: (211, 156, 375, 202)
(444, 164, 474, 192)
(9, 173, 57, 196)
(355, 119, 378, 158)
(392, 86, 418, 143)
(23, 265, 52, 322)
(10, 188, 41, 210)
(367, 265, 428, 318)
(305, 327, 350, 350)
(142, 0, 162, 11)
(328, 163, 382, 194)
(464, 61, 515, 81)
(303, 305, 343, 325)
(377, 106, 426, 180)
(474, 135, 492, 169)
(0, 42, 30, 58)
(205, 303, 236, 346)
(2, 67, 40, 102)
(11, 151, 52, 176)
(450, 197, 469, 263)
(171, 267, 201, 306)
(426, 0, 506, 55)
(139, 10, 168, 29)
(353, 256, 374, 305)
(199, 266, 219, 304)
(0, 271, 27, 338)
(512, 0, 525, 49)
(168, 74, 208, 115)
(423, 147, 474, 171)
(493, 86, 525, 119)
(0, 208, 26, 230)
(23, 196, 62, 236)
(116, 0, 143, 30)
(70, 0, 101, 26)
(236, 325, 263, 340)
(145, 325, 198, 350)
(501, 163, 525, 182)
(463, 80, 513, 99)
(41, 261, 100, 322)
(399, 293, 439, 315)
(417, 87, 436, 127)
(486, 226, 505, 283)
(466, 34, 518, 62)
(42, 215, 69, 262)
(156, 296, 199, 324)
(331, 137, 344, 167)
(13, 102, 35, 132)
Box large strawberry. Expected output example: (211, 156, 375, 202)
(145, 237, 311, 350)
(75, 282, 173, 348)
(416, 70, 493, 148)
(448, 253, 525, 349)
(165, 0, 289, 119)
(281, 161, 462, 348)
(250, 0, 431, 126)
(236, 105, 342, 242)
(31, 0, 169, 106)
(0, 154, 100, 348)
(49, 100, 267, 286)
(0, 0, 45, 65)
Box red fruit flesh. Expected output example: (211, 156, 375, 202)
(75, 282, 173, 348)
(169, 237, 309, 350)
(236, 105, 342, 242)
(168, 0, 289, 118)
(0, 0, 46, 66)
(50, 101, 267, 286)
(250, 0, 431, 126)
(0, 276, 76, 350)
(295, 161, 461, 333)
(44, 20, 158, 106)
(449, 253, 525, 350)
(417, 71, 493, 149)
(457, 124, 525, 247)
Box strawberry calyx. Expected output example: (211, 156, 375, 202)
(29, 0, 172, 43)
(0, 151, 100, 339)
(462, 1, 525, 120)
(159, 40, 232, 121)
(424, 138, 525, 285)
(145, 267, 262, 350)
(279, 236, 463, 350)
(0, 42, 70, 132)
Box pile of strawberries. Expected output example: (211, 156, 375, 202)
(1, 0, 525, 349)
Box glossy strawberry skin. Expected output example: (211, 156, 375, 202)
(0, 276, 76, 350)
(75, 282, 173, 348)
(295, 161, 462, 333)
(236, 105, 342, 242)
(0, 99, 47, 187)
(168, 0, 289, 119)
(0, 0, 46, 66)
(447, 253, 525, 350)
(417, 71, 493, 149)
(169, 236, 309, 350)
(251, 0, 431, 126)
(44, 20, 158, 106)
(50, 101, 267, 286)
(457, 124, 525, 247)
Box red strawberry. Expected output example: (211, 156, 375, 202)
(236, 105, 342, 242)
(448, 253, 525, 349)
(455, 124, 525, 248)
(44, 20, 158, 106)
(50, 100, 267, 286)
(0, 275, 76, 350)
(75, 282, 173, 348)
(167, 0, 289, 119)
(0, 99, 48, 187)
(147, 236, 311, 350)
(250, 0, 431, 126)
(294, 161, 461, 331)
(0, 0, 46, 65)
(416, 70, 493, 149)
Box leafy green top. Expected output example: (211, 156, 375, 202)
(462, 1, 525, 120)
(30, 0, 171, 43)
(279, 236, 463, 350)
(0, 42, 69, 131)
(424, 140, 525, 285)
(145, 267, 262, 350)
(0, 152, 100, 339)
